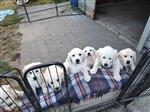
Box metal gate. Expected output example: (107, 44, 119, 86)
(0, 69, 37, 112)
(16, 0, 86, 22)
(116, 49, 150, 106)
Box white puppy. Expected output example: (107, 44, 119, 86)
(0, 85, 24, 111)
(118, 48, 136, 71)
(23, 62, 64, 95)
(64, 48, 91, 82)
(90, 46, 123, 81)
(83, 46, 97, 69)
(43, 65, 64, 92)
(22, 62, 45, 95)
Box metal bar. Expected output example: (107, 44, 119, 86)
(21, 0, 31, 22)
(20, 13, 83, 23)
(5, 79, 31, 112)
(55, 65, 66, 111)
(48, 67, 61, 112)
(84, 0, 86, 14)
(39, 68, 51, 112)
(18, 3, 70, 16)
(0, 97, 14, 111)
(55, 0, 59, 16)
(0, 85, 21, 111)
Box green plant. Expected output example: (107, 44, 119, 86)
(0, 61, 11, 74)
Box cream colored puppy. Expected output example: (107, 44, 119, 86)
(43, 65, 64, 92)
(23, 62, 64, 95)
(83, 46, 97, 69)
(118, 48, 136, 71)
(90, 46, 123, 81)
(0, 85, 24, 111)
(64, 48, 91, 82)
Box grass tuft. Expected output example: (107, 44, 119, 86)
(0, 61, 11, 74)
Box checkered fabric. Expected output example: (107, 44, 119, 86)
(22, 67, 131, 112)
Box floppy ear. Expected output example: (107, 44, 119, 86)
(92, 48, 97, 58)
(96, 48, 103, 59)
(118, 52, 123, 63)
(132, 51, 136, 63)
(82, 51, 87, 63)
(113, 50, 119, 66)
(66, 53, 72, 63)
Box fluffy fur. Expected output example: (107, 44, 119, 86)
(64, 48, 91, 82)
(43, 65, 64, 92)
(90, 46, 123, 81)
(118, 48, 136, 71)
(83, 46, 97, 69)
(0, 85, 24, 111)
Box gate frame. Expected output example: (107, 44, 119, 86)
(18, 0, 86, 23)
(23, 62, 72, 112)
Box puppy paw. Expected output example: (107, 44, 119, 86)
(90, 69, 97, 74)
(84, 75, 91, 82)
(114, 75, 122, 81)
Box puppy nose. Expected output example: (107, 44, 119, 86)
(126, 61, 130, 64)
(87, 53, 90, 56)
(76, 59, 80, 64)
(104, 63, 108, 67)
(8, 103, 13, 107)
(55, 87, 59, 90)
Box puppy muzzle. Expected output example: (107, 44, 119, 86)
(126, 61, 130, 65)
(87, 53, 91, 56)
(75, 59, 80, 64)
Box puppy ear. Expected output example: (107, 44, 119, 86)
(113, 50, 123, 71)
(66, 53, 72, 63)
(96, 48, 103, 59)
(82, 51, 87, 63)
(118, 51, 123, 62)
(132, 51, 136, 63)
(113, 50, 118, 66)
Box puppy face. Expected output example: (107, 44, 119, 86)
(97, 46, 118, 68)
(27, 68, 43, 88)
(119, 48, 136, 67)
(66, 48, 85, 65)
(83, 46, 96, 58)
(44, 65, 64, 91)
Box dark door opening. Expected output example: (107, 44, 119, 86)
(95, 0, 150, 44)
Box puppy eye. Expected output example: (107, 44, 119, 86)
(57, 79, 59, 82)
(29, 72, 32, 74)
(103, 57, 105, 59)
(109, 58, 112, 60)
(72, 54, 75, 57)
(130, 56, 133, 58)
(6, 97, 9, 99)
(79, 53, 82, 56)
(85, 50, 87, 53)
(35, 70, 39, 73)
(90, 49, 92, 51)
(124, 55, 127, 58)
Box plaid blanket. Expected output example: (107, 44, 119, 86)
(22, 67, 131, 112)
